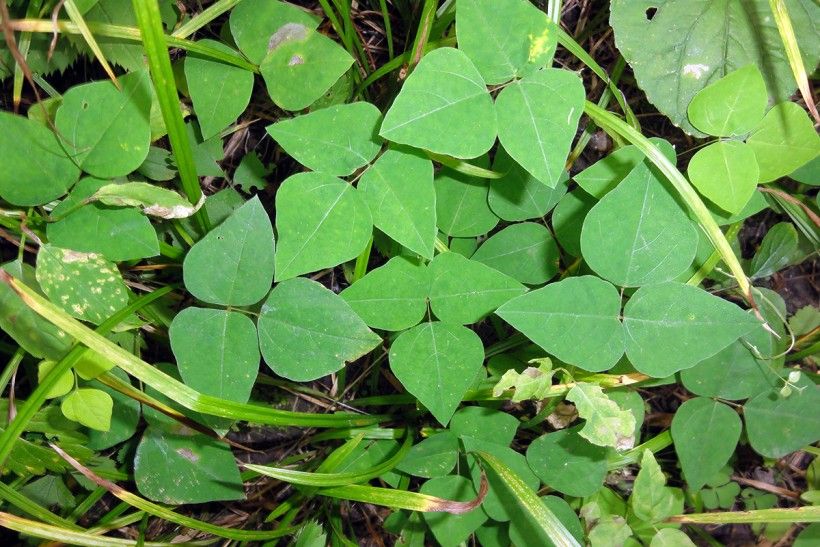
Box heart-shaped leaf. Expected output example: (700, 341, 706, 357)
(380, 47, 496, 159)
(258, 278, 381, 382)
(183, 196, 275, 306)
(747, 102, 820, 183)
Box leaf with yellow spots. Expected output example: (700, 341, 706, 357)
(36, 244, 129, 325)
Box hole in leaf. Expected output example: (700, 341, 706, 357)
(645, 7, 657, 20)
(81, 101, 89, 110)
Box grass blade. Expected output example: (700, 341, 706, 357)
(668, 506, 820, 524)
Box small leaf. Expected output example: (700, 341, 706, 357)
(630, 450, 675, 524)
(588, 516, 633, 547)
(526, 426, 608, 497)
(55, 70, 152, 178)
(380, 47, 497, 159)
(687, 141, 759, 214)
(230, 0, 320, 65)
(260, 24, 354, 111)
(495, 68, 585, 187)
(450, 406, 519, 447)
(472, 222, 560, 285)
(395, 432, 459, 478)
(232, 152, 271, 192)
(61, 388, 113, 431)
(551, 188, 597, 257)
(622, 283, 760, 377)
(183, 196, 275, 306)
(421, 476, 488, 546)
(671, 398, 742, 490)
(358, 146, 437, 258)
(267, 102, 383, 176)
(38, 361, 74, 399)
(687, 64, 768, 137)
(258, 278, 381, 382)
(566, 383, 636, 450)
(86, 368, 141, 451)
(581, 162, 699, 287)
(389, 321, 484, 426)
(456, 0, 555, 84)
(0, 111, 80, 206)
(496, 276, 624, 372)
(185, 39, 254, 140)
(91, 181, 204, 219)
(36, 245, 129, 325)
(750, 222, 799, 279)
(274, 172, 372, 281)
(650, 528, 696, 547)
(492, 361, 556, 403)
(488, 146, 567, 221)
(340, 256, 429, 331)
(436, 160, 499, 237)
(747, 102, 820, 183)
(428, 252, 526, 325)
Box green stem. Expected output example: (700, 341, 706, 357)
(351, 236, 373, 283)
(0, 347, 24, 396)
(686, 222, 742, 287)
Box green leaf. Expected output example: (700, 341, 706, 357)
(623, 283, 759, 377)
(36, 245, 129, 325)
(428, 252, 526, 325)
(687, 141, 760, 214)
(588, 516, 633, 547)
(472, 222, 560, 285)
(509, 496, 585, 547)
(389, 322, 484, 425)
(60, 388, 113, 431)
(169, 308, 259, 406)
(749, 102, 820, 183)
(492, 361, 555, 403)
(450, 406, 519, 447)
(420, 476, 488, 547)
(258, 278, 381, 382)
(744, 376, 820, 458)
(47, 178, 159, 261)
(80, 0, 148, 71)
(358, 146, 436, 258)
(567, 383, 636, 450)
(340, 256, 429, 331)
(0, 261, 73, 360)
(551, 188, 597, 257)
(750, 222, 799, 279)
(488, 146, 567, 221)
(395, 431, 459, 478)
(672, 398, 742, 491)
(137, 146, 177, 181)
(610, 0, 820, 135)
(574, 138, 676, 199)
(581, 162, 699, 287)
(526, 426, 608, 497)
(687, 64, 768, 136)
(495, 68, 585, 187)
(294, 521, 326, 547)
(86, 368, 141, 451)
(0, 112, 80, 206)
(20, 475, 75, 511)
(38, 361, 74, 400)
(134, 426, 244, 504)
(274, 172, 372, 281)
(630, 450, 676, 524)
(185, 39, 254, 140)
(91, 181, 204, 219)
(267, 102, 383, 176)
(259, 24, 354, 111)
(380, 47, 496, 159)
(55, 70, 152, 178)
(183, 196, 275, 306)
(496, 276, 624, 372)
(229, 0, 320, 65)
(233, 152, 271, 193)
(650, 528, 696, 547)
(435, 160, 499, 237)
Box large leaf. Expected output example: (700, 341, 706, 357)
(526, 426, 608, 497)
(686, 64, 768, 137)
(488, 146, 567, 221)
(258, 278, 381, 382)
(610, 0, 820, 135)
(495, 68, 585, 187)
(380, 47, 496, 159)
(581, 162, 699, 287)
(622, 283, 760, 377)
(0, 112, 79, 206)
(274, 172, 372, 281)
(471, 222, 559, 285)
(55, 70, 152, 178)
(746, 102, 820, 183)
(358, 146, 436, 258)
(671, 397, 741, 490)
(428, 252, 526, 325)
(496, 276, 624, 372)
(455, 0, 555, 85)
(169, 308, 259, 406)
(36, 245, 128, 325)
(185, 39, 254, 140)
(389, 321, 484, 426)
(266, 102, 383, 176)
(687, 141, 759, 214)
(340, 256, 429, 331)
(47, 178, 159, 261)
(183, 196, 275, 306)
(435, 160, 499, 237)
(259, 24, 354, 111)
(229, 0, 320, 64)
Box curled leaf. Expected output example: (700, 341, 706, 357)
(90, 182, 205, 219)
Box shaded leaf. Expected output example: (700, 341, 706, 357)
(526, 426, 608, 497)
(488, 146, 567, 221)
(472, 222, 560, 285)
(435, 160, 499, 237)
(747, 102, 820, 183)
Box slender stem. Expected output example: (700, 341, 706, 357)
(687, 222, 742, 287)
(171, 0, 242, 40)
(351, 236, 373, 283)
